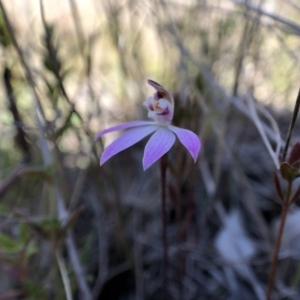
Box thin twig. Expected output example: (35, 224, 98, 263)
(68, 0, 86, 58)
(234, 0, 300, 35)
(246, 94, 280, 169)
(68, 0, 96, 104)
(55, 189, 93, 300)
(0, 0, 46, 122)
(56, 249, 73, 300)
(282, 87, 300, 161)
(256, 104, 282, 159)
(89, 188, 109, 299)
(231, 95, 285, 148)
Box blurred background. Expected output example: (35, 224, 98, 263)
(0, 0, 300, 299)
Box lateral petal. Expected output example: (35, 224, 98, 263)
(143, 127, 175, 170)
(94, 120, 156, 141)
(100, 125, 158, 165)
(169, 126, 201, 162)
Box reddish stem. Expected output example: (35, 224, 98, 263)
(266, 181, 292, 300)
(160, 154, 168, 300)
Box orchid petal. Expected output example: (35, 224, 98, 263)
(147, 79, 174, 106)
(144, 97, 173, 124)
(147, 79, 165, 91)
(100, 125, 158, 165)
(143, 127, 175, 170)
(169, 125, 201, 162)
(94, 120, 156, 141)
(143, 96, 154, 110)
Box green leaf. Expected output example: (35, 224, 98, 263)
(280, 162, 298, 182)
(0, 234, 20, 253)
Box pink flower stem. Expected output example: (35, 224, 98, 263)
(266, 180, 292, 300)
(160, 153, 169, 300)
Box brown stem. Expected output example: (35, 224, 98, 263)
(160, 154, 168, 300)
(266, 181, 292, 300)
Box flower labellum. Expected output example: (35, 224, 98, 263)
(94, 80, 201, 170)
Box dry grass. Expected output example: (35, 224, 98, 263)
(1, 0, 300, 299)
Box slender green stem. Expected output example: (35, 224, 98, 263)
(266, 181, 292, 300)
(160, 154, 168, 300)
(282, 87, 300, 161)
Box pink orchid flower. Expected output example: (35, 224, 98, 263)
(94, 80, 201, 170)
